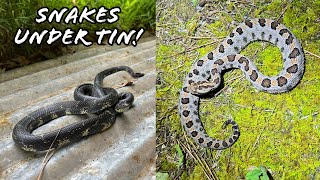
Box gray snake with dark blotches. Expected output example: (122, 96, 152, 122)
(179, 18, 305, 149)
(12, 66, 144, 152)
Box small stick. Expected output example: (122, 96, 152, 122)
(305, 50, 320, 59)
(158, 105, 178, 121)
(276, 1, 292, 22)
(179, 138, 213, 180)
(246, 132, 262, 160)
(37, 128, 61, 180)
(182, 132, 220, 179)
(188, 36, 217, 39)
(164, 41, 217, 58)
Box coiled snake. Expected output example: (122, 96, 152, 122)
(179, 18, 304, 149)
(12, 66, 144, 152)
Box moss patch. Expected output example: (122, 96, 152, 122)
(156, 0, 320, 179)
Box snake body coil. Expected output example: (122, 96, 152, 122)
(179, 18, 305, 150)
(12, 66, 144, 152)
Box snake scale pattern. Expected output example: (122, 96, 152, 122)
(12, 66, 144, 152)
(179, 18, 305, 149)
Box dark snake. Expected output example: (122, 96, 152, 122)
(12, 66, 144, 152)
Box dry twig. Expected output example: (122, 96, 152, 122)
(37, 128, 62, 180)
(305, 50, 320, 59)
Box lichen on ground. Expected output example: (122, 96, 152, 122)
(156, 0, 320, 179)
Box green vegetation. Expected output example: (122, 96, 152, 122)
(0, 0, 155, 69)
(156, 0, 320, 179)
(246, 166, 270, 180)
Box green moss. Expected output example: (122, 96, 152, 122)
(160, 156, 177, 172)
(206, 16, 233, 37)
(283, 1, 320, 41)
(157, 0, 319, 179)
(241, 42, 283, 76)
(180, 171, 188, 180)
(190, 164, 207, 180)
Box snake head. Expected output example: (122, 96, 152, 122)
(134, 73, 144, 78)
(188, 81, 216, 95)
(114, 92, 134, 113)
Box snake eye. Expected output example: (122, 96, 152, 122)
(120, 93, 128, 100)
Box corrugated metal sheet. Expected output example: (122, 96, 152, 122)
(0, 37, 156, 180)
